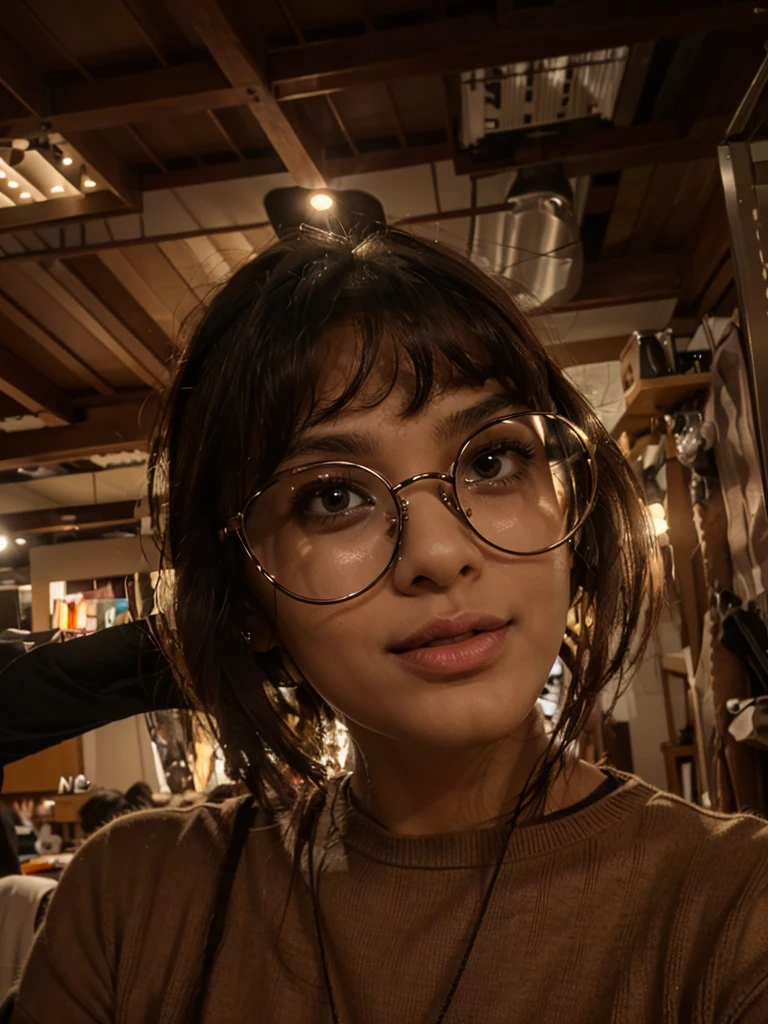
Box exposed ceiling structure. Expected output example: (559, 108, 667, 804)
(0, 0, 757, 559)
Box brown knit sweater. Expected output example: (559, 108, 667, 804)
(10, 770, 768, 1024)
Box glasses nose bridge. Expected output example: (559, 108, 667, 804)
(392, 471, 462, 521)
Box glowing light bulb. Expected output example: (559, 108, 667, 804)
(0, 536, 7, 553)
(62, 156, 73, 167)
(19, 191, 30, 199)
(83, 178, 96, 188)
(309, 192, 334, 211)
(50, 185, 65, 194)
(0, 170, 5, 179)
(8, 181, 18, 189)
(15, 537, 27, 546)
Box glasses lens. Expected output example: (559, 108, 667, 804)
(455, 415, 593, 554)
(244, 464, 399, 601)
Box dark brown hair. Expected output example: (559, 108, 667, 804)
(149, 227, 663, 819)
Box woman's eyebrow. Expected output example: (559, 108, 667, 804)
(433, 394, 522, 442)
(285, 430, 379, 460)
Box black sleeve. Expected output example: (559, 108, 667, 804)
(0, 618, 181, 774)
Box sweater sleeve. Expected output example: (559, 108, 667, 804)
(0, 618, 180, 774)
(712, 851, 768, 1024)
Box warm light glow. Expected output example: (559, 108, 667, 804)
(19, 191, 30, 200)
(309, 191, 334, 211)
(62, 156, 73, 167)
(0, 170, 5, 179)
(648, 502, 668, 536)
(15, 537, 27, 546)
(50, 185, 65, 194)
(0, 536, 7, 553)
(7, 181, 18, 189)
(83, 178, 96, 188)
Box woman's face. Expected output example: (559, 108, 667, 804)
(247, 343, 573, 753)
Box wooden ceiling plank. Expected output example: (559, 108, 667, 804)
(660, 158, 718, 246)
(96, 249, 178, 340)
(697, 255, 734, 320)
(626, 161, 689, 258)
(0, 60, 244, 138)
(0, 289, 115, 396)
(65, 254, 174, 362)
(0, 30, 46, 114)
(270, 4, 768, 99)
(120, 244, 200, 334)
(679, 178, 731, 311)
(0, 344, 73, 426)
(600, 165, 655, 260)
(63, 131, 138, 207)
(183, 0, 327, 188)
(0, 395, 159, 471)
(19, 261, 166, 389)
(0, 499, 140, 537)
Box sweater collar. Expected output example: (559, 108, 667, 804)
(335, 769, 655, 868)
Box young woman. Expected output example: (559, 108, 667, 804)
(9, 229, 768, 1024)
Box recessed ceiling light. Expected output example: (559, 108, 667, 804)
(0, 170, 5, 179)
(14, 537, 27, 546)
(19, 191, 30, 200)
(83, 178, 96, 189)
(7, 181, 18, 189)
(62, 156, 73, 167)
(50, 185, 65, 194)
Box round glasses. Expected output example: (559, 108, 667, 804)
(224, 412, 597, 604)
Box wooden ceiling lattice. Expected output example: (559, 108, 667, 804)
(0, 0, 759, 481)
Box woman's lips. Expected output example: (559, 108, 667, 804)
(392, 623, 511, 676)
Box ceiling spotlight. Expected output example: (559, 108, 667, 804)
(309, 192, 334, 211)
(19, 191, 30, 200)
(50, 184, 65, 194)
(83, 178, 96, 189)
(7, 180, 18, 189)
(62, 156, 73, 167)
(0, 170, 5, 179)
(14, 537, 27, 546)
(0, 536, 7, 553)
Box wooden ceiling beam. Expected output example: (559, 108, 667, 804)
(544, 252, 681, 312)
(0, 500, 140, 537)
(17, 261, 168, 389)
(0, 395, 159, 471)
(0, 343, 73, 426)
(456, 117, 727, 179)
(183, 0, 326, 188)
(0, 59, 245, 138)
(0, 288, 115, 396)
(678, 178, 731, 313)
(269, 3, 768, 99)
(0, 189, 131, 234)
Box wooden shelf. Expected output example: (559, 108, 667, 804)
(612, 372, 713, 440)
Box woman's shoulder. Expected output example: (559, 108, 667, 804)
(618, 770, 768, 873)
(73, 795, 281, 882)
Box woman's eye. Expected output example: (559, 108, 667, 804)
(306, 486, 367, 516)
(465, 448, 523, 484)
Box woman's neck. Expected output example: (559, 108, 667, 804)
(346, 714, 605, 836)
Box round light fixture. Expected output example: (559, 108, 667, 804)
(50, 185, 65, 194)
(7, 181, 18, 189)
(62, 156, 73, 167)
(0, 536, 7, 553)
(14, 537, 27, 546)
(83, 178, 96, 189)
(19, 191, 30, 200)
(309, 192, 334, 211)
